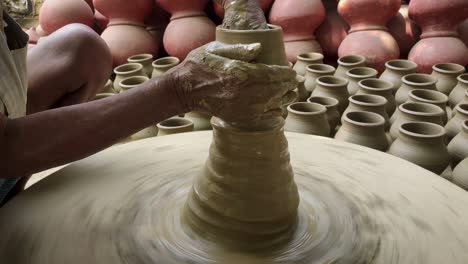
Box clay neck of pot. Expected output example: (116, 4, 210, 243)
(306, 64, 335, 77)
(287, 103, 327, 122)
(283, 33, 317, 42)
(348, 23, 389, 34)
(398, 122, 446, 145)
(400, 108, 443, 123)
(402, 74, 437, 90)
(432, 64, 465, 77)
(184, 117, 299, 249)
(108, 19, 145, 28)
(419, 24, 461, 39)
(385, 60, 417, 73)
(454, 104, 468, 119)
(358, 79, 394, 95)
(457, 74, 468, 87)
(171, 10, 206, 20)
(341, 112, 385, 135)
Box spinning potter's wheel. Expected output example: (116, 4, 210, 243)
(0, 131, 468, 263)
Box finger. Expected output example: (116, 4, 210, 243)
(206, 42, 262, 62)
(282, 91, 298, 106)
(260, 108, 284, 120)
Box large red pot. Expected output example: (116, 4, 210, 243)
(39, 0, 94, 34)
(338, 0, 401, 73)
(156, 0, 216, 60)
(388, 4, 421, 58)
(460, 19, 468, 47)
(94, 10, 109, 31)
(316, 0, 349, 65)
(213, 0, 274, 19)
(93, 0, 153, 22)
(269, 0, 325, 63)
(408, 0, 468, 73)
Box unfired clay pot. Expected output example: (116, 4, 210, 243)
(119, 75, 149, 93)
(39, 0, 94, 34)
(408, 0, 468, 73)
(345, 67, 378, 95)
(379, 59, 418, 93)
(445, 103, 468, 140)
(387, 4, 421, 58)
(316, 0, 349, 64)
(307, 96, 340, 131)
(431, 63, 466, 96)
(338, 0, 401, 73)
(213, 0, 274, 19)
(449, 74, 468, 108)
(452, 90, 468, 118)
(453, 157, 468, 191)
(395, 73, 437, 106)
(293, 53, 324, 76)
(128, 54, 154, 77)
(407, 89, 449, 124)
(157, 117, 194, 136)
(388, 121, 450, 174)
(284, 102, 331, 136)
(390, 102, 445, 140)
(448, 120, 468, 167)
(335, 111, 389, 151)
(334, 55, 366, 79)
(311, 76, 350, 114)
(304, 64, 336, 95)
(357, 78, 396, 115)
(156, 0, 215, 60)
(151, 56, 180, 78)
(269, 0, 325, 63)
(113, 63, 145, 92)
(185, 112, 212, 131)
(343, 94, 390, 131)
(460, 18, 468, 47)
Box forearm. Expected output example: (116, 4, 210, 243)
(1, 75, 185, 178)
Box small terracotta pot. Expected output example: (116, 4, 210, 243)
(345, 67, 378, 95)
(388, 121, 450, 174)
(453, 158, 468, 191)
(407, 89, 449, 124)
(344, 94, 390, 130)
(304, 64, 336, 94)
(119, 76, 149, 92)
(293, 53, 324, 76)
(390, 102, 445, 140)
(335, 111, 389, 151)
(152, 56, 180, 78)
(445, 103, 468, 140)
(284, 102, 331, 136)
(113, 63, 145, 92)
(334, 55, 366, 79)
(311, 76, 350, 114)
(39, 0, 94, 34)
(449, 74, 468, 108)
(379, 59, 418, 93)
(395, 73, 437, 106)
(128, 54, 154, 77)
(431, 63, 466, 96)
(157, 117, 194, 136)
(307, 96, 340, 131)
(448, 120, 468, 167)
(185, 112, 212, 131)
(357, 78, 396, 115)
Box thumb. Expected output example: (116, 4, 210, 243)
(206, 42, 262, 62)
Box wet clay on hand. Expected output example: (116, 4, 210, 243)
(219, 0, 268, 30)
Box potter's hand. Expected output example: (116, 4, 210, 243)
(170, 42, 297, 123)
(219, 0, 268, 30)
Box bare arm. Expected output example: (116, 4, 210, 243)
(0, 75, 184, 178)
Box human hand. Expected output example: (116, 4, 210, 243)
(217, 0, 268, 30)
(169, 42, 297, 123)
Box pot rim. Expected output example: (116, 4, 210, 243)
(346, 67, 378, 79)
(93, 93, 115, 101)
(456, 103, 468, 116)
(119, 76, 150, 89)
(399, 102, 444, 117)
(408, 89, 448, 105)
(432, 63, 465, 75)
(402, 73, 437, 87)
(337, 55, 366, 66)
(385, 59, 417, 71)
(358, 78, 394, 91)
(152, 56, 180, 69)
(307, 96, 339, 108)
(399, 121, 446, 139)
(463, 120, 468, 133)
(128, 53, 154, 62)
(297, 52, 324, 63)
(349, 94, 387, 107)
(458, 73, 468, 84)
(343, 111, 385, 127)
(216, 24, 282, 34)
(114, 63, 144, 75)
(306, 64, 335, 74)
(157, 117, 194, 129)
(287, 102, 327, 116)
(316, 75, 349, 87)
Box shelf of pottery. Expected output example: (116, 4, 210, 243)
(24, 0, 468, 188)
